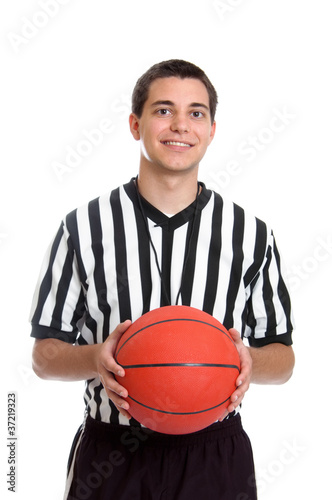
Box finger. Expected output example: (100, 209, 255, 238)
(103, 319, 132, 359)
(227, 378, 250, 412)
(106, 389, 130, 412)
(108, 392, 131, 420)
(118, 408, 132, 419)
(227, 393, 243, 413)
(227, 394, 242, 413)
(218, 409, 229, 422)
(100, 319, 132, 376)
(236, 365, 251, 387)
(98, 357, 128, 396)
(228, 328, 241, 343)
(232, 375, 250, 400)
(109, 319, 132, 343)
(99, 371, 128, 398)
(99, 372, 131, 413)
(106, 388, 131, 420)
(101, 356, 126, 378)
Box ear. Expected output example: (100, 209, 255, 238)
(129, 113, 140, 141)
(208, 121, 216, 145)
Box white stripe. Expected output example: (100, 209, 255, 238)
(268, 236, 289, 335)
(120, 185, 144, 321)
(170, 222, 188, 304)
(76, 203, 105, 343)
(213, 197, 235, 322)
(99, 192, 121, 332)
(29, 232, 55, 321)
(63, 418, 85, 500)
(231, 211, 257, 333)
(191, 196, 214, 309)
(86, 378, 103, 419)
(39, 230, 69, 328)
(149, 220, 163, 309)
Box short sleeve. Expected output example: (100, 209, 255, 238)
(29, 221, 86, 344)
(244, 231, 294, 347)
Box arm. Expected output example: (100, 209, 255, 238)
(249, 341, 295, 385)
(221, 329, 295, 418)
(32, 320, 132, 419)
(32, 339, 101, 381)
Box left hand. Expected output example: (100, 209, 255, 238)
(218, 328, 252, 421)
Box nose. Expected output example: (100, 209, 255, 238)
(170, 112, 190, 134)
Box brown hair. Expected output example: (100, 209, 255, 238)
(132, 59, 218, 123)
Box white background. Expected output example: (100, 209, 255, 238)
(0, 0, 331, 498)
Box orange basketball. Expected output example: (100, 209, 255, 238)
(115, 305, 240, 434)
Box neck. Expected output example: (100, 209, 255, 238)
(137, 169, 200, 214)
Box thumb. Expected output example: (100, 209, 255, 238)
(105, 319, 132, 358)
(228, 328, 241, 344)
(111, 319, 132, 341)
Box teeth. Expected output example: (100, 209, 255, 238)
(164, 141, 191, 147)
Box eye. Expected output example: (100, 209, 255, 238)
(191, 111, 204, 118)
(156, 108, 171, 116)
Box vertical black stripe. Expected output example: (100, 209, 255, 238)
(246, 276, 259, 336)
(88, 199, 111, 342)
(93, 384, 103, 421)
(133, 205, 152, 315)
(223, 204, 245, 329)
(241, 220, 268, 338)
(65, 211, 89, 334)
(77, 335, 88, 346)
(240, 303, 248, 339)
(243, 218, 267, 288)
(31, 223, 64, 324)
(262, 245, 277, 336)
(50, 249, 74, 330)
(203, 193, 223, 314)
(161, 229, 174, 306)
(108, 399, 120, 424)
(110, 189, 132, 322)
(180, 211, 202, 305)
(66, 209, 88, 289)
(84, 380, 92, 415)
(274, 236, 293, 332)
(70, 289, 87, 333)
(84, 313, 98, 341)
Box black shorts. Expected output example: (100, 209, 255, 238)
(65, 414, 257, 500)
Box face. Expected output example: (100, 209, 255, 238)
(129, 77, 216, 176)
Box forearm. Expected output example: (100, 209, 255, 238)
(32, 338, 102, 381)
(221, 331, 295, 417)
(249, 343, 295, 385)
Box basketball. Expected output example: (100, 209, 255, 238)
(115, 305, 240, 434)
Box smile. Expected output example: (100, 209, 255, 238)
(162, 141, 192, 147)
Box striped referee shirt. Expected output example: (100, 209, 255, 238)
(30, 178, 293, 425)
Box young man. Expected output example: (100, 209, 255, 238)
(30, 59, 295, 499)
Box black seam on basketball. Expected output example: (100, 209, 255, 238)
(120, 362, 240, 371)
(116, 317, 233, 360)
(127, 395, 231, 415)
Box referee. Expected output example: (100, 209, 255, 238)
(30, 59, 295, 500)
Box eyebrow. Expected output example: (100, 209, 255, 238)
(151, 100, 210, 111)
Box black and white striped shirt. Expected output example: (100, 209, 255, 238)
(30, 178, 293, 424)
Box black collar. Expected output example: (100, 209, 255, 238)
(124, 177, 211, 231)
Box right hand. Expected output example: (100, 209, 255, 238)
(96, 320, 132, 419)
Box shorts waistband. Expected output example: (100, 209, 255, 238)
(85, 414, 243, 447)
